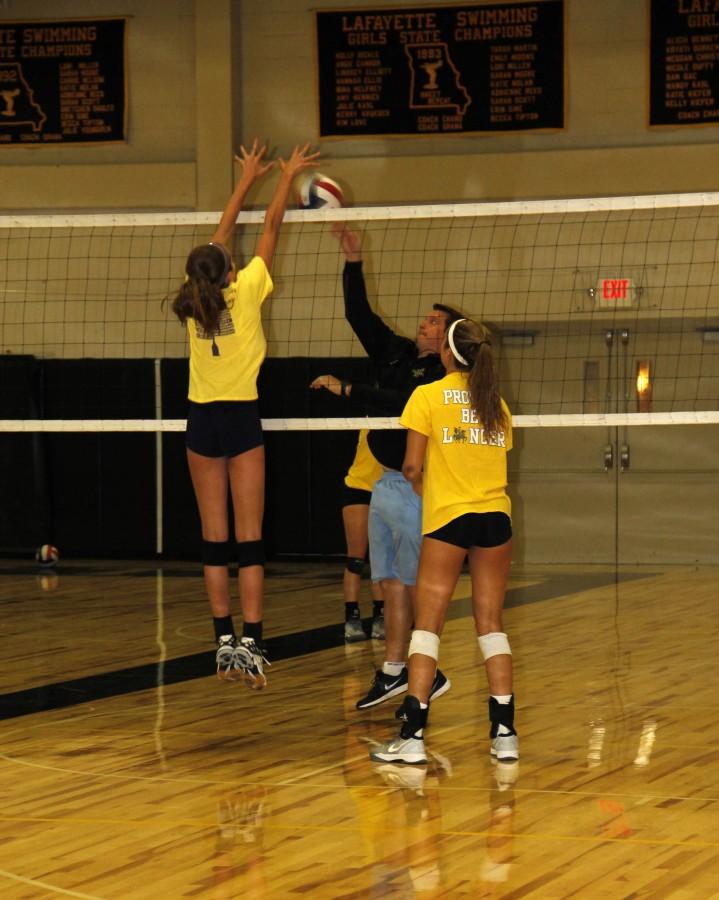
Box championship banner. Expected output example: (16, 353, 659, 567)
(315, 1, 564, 137)
(0, 18, 127, 145)
(650, 0, 719, 127)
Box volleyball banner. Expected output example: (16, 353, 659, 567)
(0, 17, 127, 146)
(314, 1, 564, 138)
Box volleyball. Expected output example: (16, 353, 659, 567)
(36, 544, 60, 567)
(297, 173, 344, 210)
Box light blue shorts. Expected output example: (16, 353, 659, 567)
(368, 470, 422, 586)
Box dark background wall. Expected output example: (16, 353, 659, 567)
(0, 354, 374, 560)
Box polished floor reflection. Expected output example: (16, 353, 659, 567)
(1, 561, 717, 898)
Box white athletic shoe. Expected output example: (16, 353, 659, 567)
(216, 635, 239, 681)
(490, 732, 519, 762)
(344, 615, 366, 643)
(233, 637, 270, 690)
(371, 612, 385, 640)
(369, 734, 428, 766)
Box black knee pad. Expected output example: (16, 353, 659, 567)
(202, 539, 230, 566)
(238, 539, 265, 568)
(345, 556, 365, 576)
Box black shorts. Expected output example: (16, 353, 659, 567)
(426, 512, 512, 550)
(341, 485, 372, 508)
(186, 400, 263, 458)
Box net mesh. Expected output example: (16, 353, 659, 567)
(1, 194, 718, 429)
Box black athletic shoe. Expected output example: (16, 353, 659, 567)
(395, 669, 451, 720)
(356, 668, 408, 710)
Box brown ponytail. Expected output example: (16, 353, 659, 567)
(447, 320, 507, 437)
(164, 243, 232, 333)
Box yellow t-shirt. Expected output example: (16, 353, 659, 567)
(344, 429, 383, 492)
(399, 371, 512, 534)
(187, 256, 273, 402)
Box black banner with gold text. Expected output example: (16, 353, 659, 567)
(0, 18, 126, 145)
(650, 0, 719, 127)
(316, 1, 564, 137)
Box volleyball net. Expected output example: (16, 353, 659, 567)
(1, 193, 718, 431)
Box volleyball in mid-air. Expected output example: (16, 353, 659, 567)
(36, 544, 60, 567)
(298, 173, 344, 210)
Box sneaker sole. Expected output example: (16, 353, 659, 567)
(356, 682, 408, 710)
(490, 746, 519, 762)
(244, 671, 267, 690)
(217, 669, 245, 683)
(369, 749, 427, 765)
(233, 647, 268, 689)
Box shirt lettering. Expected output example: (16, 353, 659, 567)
(440, 386, 505, 446)
(442, 426, 506, 447)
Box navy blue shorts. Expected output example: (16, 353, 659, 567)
(342, 485, 372, 508)
(186, 400, 263, 458)
(426, 512, 512, 550)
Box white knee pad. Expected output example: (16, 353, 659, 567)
(408, 629, 440, 661)
(478, 631, 511, 661)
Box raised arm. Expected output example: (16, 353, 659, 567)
(333, 224, 412, 364)
(212, 139, 275, 247)
(255, 143, 320, 270)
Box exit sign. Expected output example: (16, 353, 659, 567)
(595, 277, 636, 309)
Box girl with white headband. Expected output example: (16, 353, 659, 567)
(371, 317, 517, 765)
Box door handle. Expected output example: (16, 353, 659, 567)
(604, 444, 614, 471)
(620, 444, 630, 472)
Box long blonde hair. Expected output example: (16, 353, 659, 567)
(446, 319, 506, 436)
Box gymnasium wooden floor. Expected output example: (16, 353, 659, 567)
(0, 559, 717, 899)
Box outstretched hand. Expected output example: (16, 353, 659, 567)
(331, 222, 362, 261)
(236, 139, 275, 181)
(278, 143, 321, 180)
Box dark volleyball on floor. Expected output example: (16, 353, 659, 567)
(36, 544, 60, 567)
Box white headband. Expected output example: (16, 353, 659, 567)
(447, 319, 468, 366)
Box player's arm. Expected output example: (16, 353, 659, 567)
(309, 376, 413, 415)
(256, 143, 320, 270)
(350, 383, 413, 414)
(402, 428, 427, 495)
(212, 139, 274, 247)
(333, 225, 410, 363)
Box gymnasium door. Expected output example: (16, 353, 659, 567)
(617, 422, 719, 564)
(508, 328, 719, 565)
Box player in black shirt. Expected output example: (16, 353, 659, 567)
(311, 224, 463, 711)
